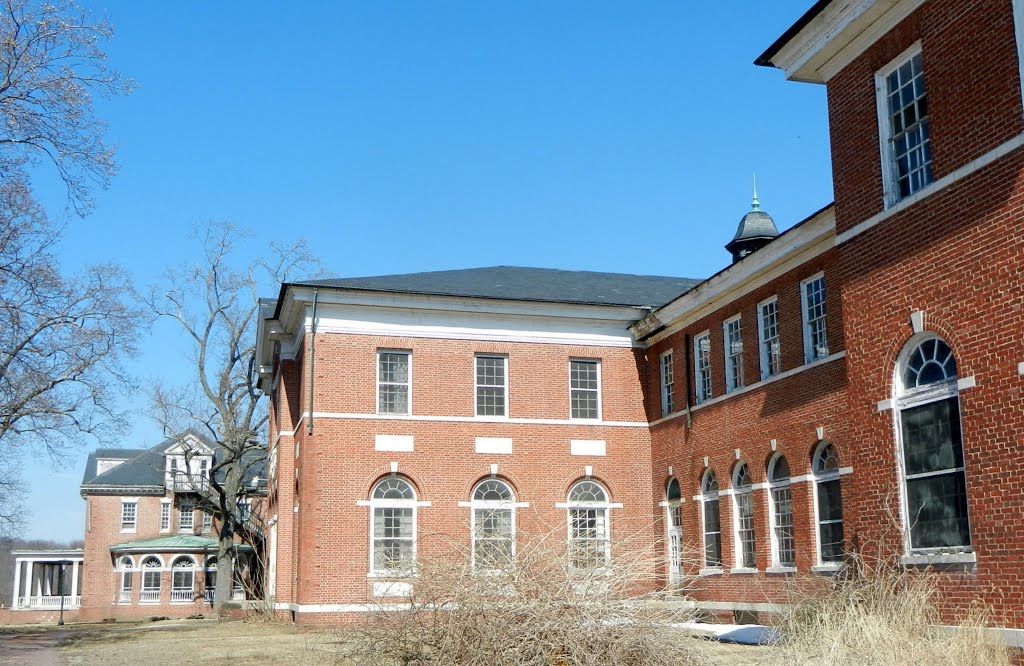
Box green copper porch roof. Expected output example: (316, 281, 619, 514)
(109, 535, 252, 553)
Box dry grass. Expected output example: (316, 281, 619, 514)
(322, 530, 714, 666)
(769, 564, 1010, 666)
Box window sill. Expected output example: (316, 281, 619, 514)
(139, 601, 160, 605)
(729, 567, 758, 575)
(811, 562, 845, 575)
(902, 551, 976, 567)
(766, 566, 797, 575)
(698, 567, 724, 577)
(366, 572, 416, 579)
(120, 529, 136, 534)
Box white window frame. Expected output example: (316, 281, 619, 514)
(892, 333, 971, 555)
(659, 349, 674, 417)
(800, 273, 828, 364)
(474, 354, 509, 419)
(693, 331, 712, 404)
(117, 556, 134, 604)
(376, 350, 412, 415)
(202, 510, 213, 533)
(170, 556, 196, 603)
(1015, 0, 1024, 120)
(732, 463, 756, 569)
(665, 478, 683, 588)
(140, 556, 163, 604)
(178, 502, 195, 532)
(469, 479, 517, 571)
(811, 441, 845, 566)
(568, 358, 602, 421)
(723, 315, 744, 393)
(875, 42, 932, 208)
(757, 296, 781, 381)
(368, 476, 418, 576)
(699, 469, 722, 569)
(120, 500, 138, 533)
(160, 500, 171, 533)
(566, 480, 612, 571)
(767, 454, 796, 568)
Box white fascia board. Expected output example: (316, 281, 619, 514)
(637, 208, 835, 347)
(771, 0, 925, 84)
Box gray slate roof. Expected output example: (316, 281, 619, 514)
(81, 431, 267, 493)
(294, 266, 701, 309)
(731, 210, 780, 242)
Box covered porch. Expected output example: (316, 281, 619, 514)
(11, 549, 84, 610)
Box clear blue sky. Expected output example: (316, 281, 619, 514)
(23, 1, 834, 540)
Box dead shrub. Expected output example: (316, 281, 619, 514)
(328, 529, 710, 666)
(769, 561, 1010, 666)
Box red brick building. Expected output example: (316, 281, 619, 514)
(256, 0, 1024, 643)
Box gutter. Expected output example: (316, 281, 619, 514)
(754, 0, 834, 67)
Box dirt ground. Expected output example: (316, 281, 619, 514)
(0, 619, 768, 665)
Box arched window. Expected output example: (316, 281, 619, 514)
(665, 478, 683, 587)
(118, 556, 134, 604)
(812, 442, 844, 563)
(471, 479, 516, 570)
(895, 335, 970, 552)
(700, 470, 722, 568)
(768, 455, 795, 567)
(370, 476, 417, 575)
(171, 556, 195, 603)
(732, 463, 756, 569)
(567, 480, 611, 570)
(204, 557, 217, 603)
(140, 556, 162, 604)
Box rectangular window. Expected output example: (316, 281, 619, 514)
(121, 501, 137, 531)
(801, 275, 828, 363)
(901, 397, 970, 550)
(734, 491, 756, 568)
(816, 478, 845, 563)
(724, 316, 744, 392)
(758, 298, 781, 380)
(372, 507, 415, 573)
(202, 511, 213, 533)
(694, 332, 712, 404)
(659, 350, 674, 417)
(475, 355, 507, 417)
(877, 45, 932, 206)
(702, 496, 722, 567)
(377, 351, 411, 415)
(179, 502, 194, 532)
(772, 486, 796, 567)
(569, 508, 609, 570)
(569, 359, 600, 420)
(160, 502, 170, 532)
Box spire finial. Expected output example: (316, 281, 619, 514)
(751, 174, 760, 211)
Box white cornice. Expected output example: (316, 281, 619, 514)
(635, 207, 835, 347)
(770, 0, 926, 84)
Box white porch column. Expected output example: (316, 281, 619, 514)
(33, 561, 42, 599)
(12, 559, 21, 608)
(43, 563, 52, 596)
(70, 561, 79, 601)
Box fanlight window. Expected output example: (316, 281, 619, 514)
(474, 479, 513, 502)
(371, 477, 417, 574)
(471, 479, 516, 570)
(902, 338, 957, 389)
(374, 477, 415, 500)
(567, 480, 611, 570)
(665, 477, 683, 586)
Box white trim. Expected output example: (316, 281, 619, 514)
(659, 348, 675, 418)
(474, 437, 513, 454)
(956, 376, 976, 391)
(693, 330, 712, 405)
(274, 602, 413, 613)
(570, 439, 606, 457)
(902, 551, 976, 566)
(367, 477, 420, 577)
(306, 411, 647, 428)
(837, 132, 1024, 245)
(1018, 362, 1024, 376)
(374, 435, 414, 453)
(1014, 0, 1024, 122)
(468, 479, 518, 571)
(554, 502, 623, 509)
(729, 567, 759, 575)
(698, 567, 724, 577)
(765, 566, 797, 575)
(356, 500, 431, 507)
(474, 354, 509, 419)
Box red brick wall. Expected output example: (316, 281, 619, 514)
(826, 0, 1024, 235)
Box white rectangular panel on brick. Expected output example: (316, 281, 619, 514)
(475, 437, 513, 454)
(570, 439, 606, 456)
(375, 435, 414, 452)
(372, 581, 412, 598)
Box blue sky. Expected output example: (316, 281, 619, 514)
(23, 1, 833, 540)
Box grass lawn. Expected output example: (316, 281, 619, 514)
(35, 618, 767, 665)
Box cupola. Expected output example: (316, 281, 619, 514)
(725, 178, 779, 264)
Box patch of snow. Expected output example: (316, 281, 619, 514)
(674, 621, 778, 646)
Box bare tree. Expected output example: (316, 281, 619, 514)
(148, 223, 318, 615)
(0, 0, 134, 216)
(0, 181, 142, 535)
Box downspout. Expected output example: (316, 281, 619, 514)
(683, 333, 693, 428)
(306, 288, 319, 435)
